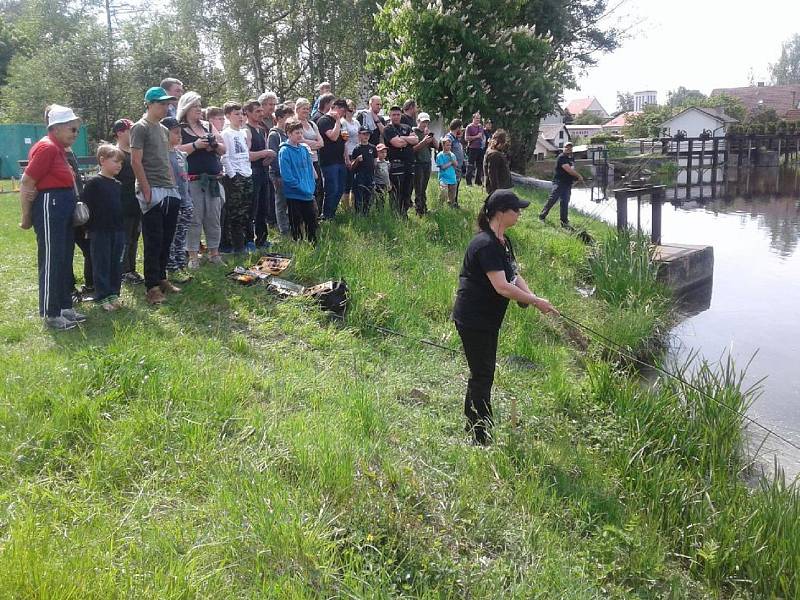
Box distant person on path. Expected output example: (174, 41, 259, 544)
(383, 105, 417, 215)
(19, 104, 86, 330)
(279, 120, 318, 243)
(453, 189, 558, 445)
(412, 111, 437, 215)
(83, 144, 126, 311)
(483, 129, 512, 195)
(358, 95, 386, 147)
(465, 111, 485, 186)
(539, 142, 584, 227)
(130, 87, 182, 305)
(267, 104, 294, 236)
(113, 118, 143, 285)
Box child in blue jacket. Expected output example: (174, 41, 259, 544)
(278, 120, 318, 243)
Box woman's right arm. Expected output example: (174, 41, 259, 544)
(486, 271, 558, 315)
(18, 173, 37, 229)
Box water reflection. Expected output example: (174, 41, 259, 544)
(568, 166, 800, 477)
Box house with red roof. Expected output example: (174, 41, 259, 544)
(564, 97, 609, 119)
(710, 84, 800, 119)
(603, 111, 639, 135)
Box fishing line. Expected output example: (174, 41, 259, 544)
(329, 307, 800, 454)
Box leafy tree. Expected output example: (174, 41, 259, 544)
(371, 0, 622, 171)
(666, 86, 705, 107)
(770, 34, 800, 85)
(615, 91, 633, 114)
(573, 111, 606, 125)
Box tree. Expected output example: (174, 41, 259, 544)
(770, 34, 800, 85)
(371, 0, 622, 171)
(666, 86, 705, 107)
(573, 111, 606, 125)
(616, 91, 633, 114)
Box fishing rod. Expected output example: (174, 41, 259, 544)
(330, 308, 800, 454)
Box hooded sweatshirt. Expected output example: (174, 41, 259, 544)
(278, 141, 316, 201)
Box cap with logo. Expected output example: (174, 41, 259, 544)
(112, 118, 133, 134)
(160, 117, 181, 130)
(144, 87, 177, 103)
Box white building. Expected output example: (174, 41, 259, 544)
(659, 106, 738, 138)
(566, 124, 603, 141)
(634, 90, 658, 112)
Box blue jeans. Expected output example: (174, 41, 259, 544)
(90, 230, 125, 302)
(541, 182, 573, 224)
(321, 163, 346, 219)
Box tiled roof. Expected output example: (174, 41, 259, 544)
(564, 97, 607, 117)
(710, 84, 800, 117)
(604, 111, 639, 127)
(785, 109, 800, 122)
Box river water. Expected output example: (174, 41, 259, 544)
(568, 166, 800, 479)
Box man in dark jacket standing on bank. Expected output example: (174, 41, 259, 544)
(539, 142, 584, 227)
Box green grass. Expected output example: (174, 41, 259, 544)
(0, 183, 797, 598)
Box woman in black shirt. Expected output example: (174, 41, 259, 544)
(453, 189, 558, 445)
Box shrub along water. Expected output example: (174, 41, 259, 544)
(0, 185, 797, 597)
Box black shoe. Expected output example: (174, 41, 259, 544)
(123, 272, 144, 284)
(561, 221, 574, 231)
(538, 214, 546, 222)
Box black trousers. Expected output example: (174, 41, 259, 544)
(72, 229, 93, 289)
(313, 162, 324, 214)
(456, 324, 499, 444)
(90, 230, 125, 302)
(287, 199, 318, 243)
(33, 189, 76, 317)
(466, 147, 484, 185)
(141, 196, 179, 289)
(413, 161, 431, 215)
(540, 182, 573, 225)
(389, 161, 414, 215)
(122, 213, 141, 274)
(250, 170, 269, 246)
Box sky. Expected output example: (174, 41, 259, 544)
(567, 0, 800, 114)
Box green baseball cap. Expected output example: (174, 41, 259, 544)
(144, 86, 176, 103)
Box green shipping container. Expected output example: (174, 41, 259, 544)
(0, 123, 90, 178)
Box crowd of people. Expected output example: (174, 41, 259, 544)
(18, 79, 512, 329)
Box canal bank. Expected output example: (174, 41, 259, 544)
(529, 166, 800, 480)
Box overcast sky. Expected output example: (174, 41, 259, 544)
(567, 0, 800, 113)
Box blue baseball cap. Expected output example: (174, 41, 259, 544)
(144, 87, 176, 103)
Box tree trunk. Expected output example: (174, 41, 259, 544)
(508, 125, 538, 175)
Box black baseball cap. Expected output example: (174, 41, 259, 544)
(160, 117, 180, 129)
(485, 189, 530, 212)
(358, 126, 370, 134)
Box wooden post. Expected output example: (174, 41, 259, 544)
(651, 189, 664, 245)
(778, 138, 782, 165)
(711, 139, 719, 186)
(699, 139, 705, 183)
(737, 138, 744, 168)
(614, 191, 628, 232)
(686, 139, 694, 185)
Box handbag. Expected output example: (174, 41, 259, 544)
(72, 201, 90, 226)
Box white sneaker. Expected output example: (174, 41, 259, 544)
(45, 316, 78, 330)
(207, 254, 224, 265)
(61, 308, 87, 323)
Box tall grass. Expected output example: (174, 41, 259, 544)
(0, 186, 797, 597)
(588, 355, 800, 597)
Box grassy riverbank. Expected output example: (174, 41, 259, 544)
(0, 184, 797, 598)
